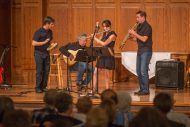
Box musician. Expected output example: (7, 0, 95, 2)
(32, 16, 55, 93)
(93, 19, 117, 90)
(59, 33, 93, 90)
(128, 10, 152, 95)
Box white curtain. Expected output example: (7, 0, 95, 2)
(121, 52, 171, 79)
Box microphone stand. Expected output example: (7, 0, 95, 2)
(89, 24, 99, 97)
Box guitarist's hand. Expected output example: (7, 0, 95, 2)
(69, 54, 74, 60)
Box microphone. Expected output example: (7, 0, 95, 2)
(95, 21, 100, 30)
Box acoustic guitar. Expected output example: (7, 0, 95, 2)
(0, 48, 7, 84)
(63, 49, 82, 66)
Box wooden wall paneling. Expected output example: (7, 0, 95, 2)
(145, 3, 168, 51)
(22, 0, 43, 70)
(48, 0, 68, 3)
(170, 0, 190, 3)
(120, 0, 141, 3)
(73, 0, 92, 3)
(95, 0, 115, 3)
(145, 0, 166, 3)
(119, 3, 140, 52)
(72, 3, 93, 42)
(21, 0, 43, 85)
(11, 0, 25, 84)
(169, 3, 189, 52)
(47, 1, 70, 51)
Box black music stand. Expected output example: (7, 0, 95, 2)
(85, 47, 114, 94)
(63, 50, 96, 96)
(74, 50, 97, 96)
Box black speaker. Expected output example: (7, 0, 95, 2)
(155, 60, 184, 89)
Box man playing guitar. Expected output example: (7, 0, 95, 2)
(59, 33, 93, 90)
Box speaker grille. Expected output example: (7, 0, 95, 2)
(155, 60, 184, 89)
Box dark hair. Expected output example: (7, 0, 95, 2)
(43, 89, 58, 106)
(102, 19, 111, 27)
(0, 96, 14, 122)
(100, 99, 116, 123)
(43, 16, 55, 25)
(153, 92, 173, 114)
(3, 109, 31, 127)
(136, 10, 147, 19)
(55, 92, 73, 113)
(129, 107, 169, 127)
(76, 96, 92, 114)
(101, 89, 118, 104)
(86, 107, 108, 127)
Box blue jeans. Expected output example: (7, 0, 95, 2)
(70, 62, 93, 86)
(136, 52, 152, 93)
(34, 51, 50, 90)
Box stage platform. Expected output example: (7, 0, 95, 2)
(1, 81, 190, 116)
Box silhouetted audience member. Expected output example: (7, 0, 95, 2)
(0, 96, 14, 127)
(50, 119, 73, 127)
(40, 92, 82, 127)
(115, 91, 135, 127)
(101, 89, 118, 104)
(32, 89, 58, 124)
(153, 92, 185, 127)
(3, 109, 31, 127)
(100, 99, 123, 127)
(85, 107, 108, 127)
(129, 107, 170, 127)
(73, 96, 92, 123)
(164, 93, 190, 127)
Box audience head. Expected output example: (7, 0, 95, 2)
(0, 96, 14, 122)
(129, 107, 169, 127)
(86, 107, 108, 127)
(101, 89, 118, 104)
(3, 109, 31, 127)
(116, 91, 132, 112)
(76, 96, 92, 114)
(55, 92, 73, 114)
(100, 99, 116, 123)
(153, 92, 174, 114)
(43, 89, 58, 107)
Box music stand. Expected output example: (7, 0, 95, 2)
(74, 50, 97, 96)
(85, 47, 114, 93)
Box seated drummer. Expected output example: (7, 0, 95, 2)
(59, 33, 93, 90)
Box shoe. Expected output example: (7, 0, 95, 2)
(76, 81, 83, 87)
(35, 89, 43, 93)
(137, 91, 150, 95)
(134, 90, 142, 95)
(42, 88, 48, 92)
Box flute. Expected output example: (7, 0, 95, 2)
(86, 31, 107, 39)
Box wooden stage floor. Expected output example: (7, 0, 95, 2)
(1, 81, 190, 115)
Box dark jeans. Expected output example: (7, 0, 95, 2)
(34, 51, 50, 90)
(70, 62, 93, 86)
(136, 52, 152, 93)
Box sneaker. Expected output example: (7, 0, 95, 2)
(137, 91, 150, 95)
(42, 88, 48, 92)
(35, 89, 43, 93)
(134, 90, 142, 95)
